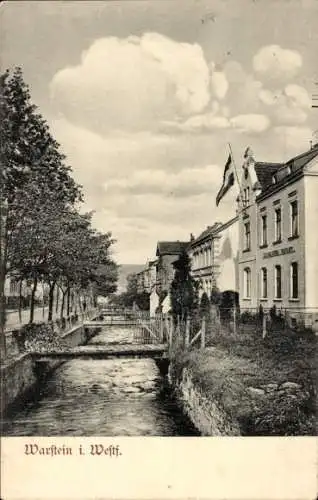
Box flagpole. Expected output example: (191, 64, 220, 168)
(228, 142, 244, 205)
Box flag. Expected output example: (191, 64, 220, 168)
(216, 154, 235, 206)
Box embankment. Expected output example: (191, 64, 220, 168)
(167, 335, 316, 436)
(168, 351, 241, 436)
(1, 324, 100, 418)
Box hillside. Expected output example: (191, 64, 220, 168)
(117, 264, 145, 293)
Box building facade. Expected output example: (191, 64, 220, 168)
(4, 275, 50, 309)
(155, 241, 190, 296)
(237, 144, 318, 321)
(188, 217, 239, 298)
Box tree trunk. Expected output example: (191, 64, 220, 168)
(60, 289, 66, 319)
(48, 282, 56, 321)
(29, 277, 38, 324)
(66, 287, 71, 317)
(55, 286, 59, 314)
(78, 294, 83, 313)
(18, 279, 23, 323)
(42, 284, 45, 319)
(74, 292, 78, 314)
(71, 290, 75, 313)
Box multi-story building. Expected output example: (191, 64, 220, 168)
(188, 217, 239, 298)
(153, 241, 189, 314)
(4, 275, 31, 308)
(145, 260, 157, 293)
(4, 275, 50, 309)
(136, 260, 157, 294)
(135, 269, 146, 294)
(238, 143, 318, 322)
(155, 241, 190, 295)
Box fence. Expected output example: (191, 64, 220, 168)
(153, 304, 318, 353)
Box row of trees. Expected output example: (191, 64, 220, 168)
(110, 273, 150, 311)
(0, 67, 118, 355)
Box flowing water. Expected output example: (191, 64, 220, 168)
(2, 326, 199, 436)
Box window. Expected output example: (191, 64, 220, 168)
(290, 200, 298, 237)
(244, 267, 251, 298)
(261, 215, 267, 246)
(275, 265, 282, 299)
(246, 187, 250, 205)
(261, 267, 267, 298)
(244, 221, 251, 250)
(9, 280, 18, 294)
(275, 207, 282, 242)
(290, 262, 299, 299)
(243, 187, 250, 206)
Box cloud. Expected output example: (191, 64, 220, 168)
(162, 112, 230, 133)
(253, 45, 302, 80)
(284, 84, 311, 109)
(230, 114, 270, 134)
(48, 37, 312, 264)
(259, 84, 311, 125)
(50, 33, 211, 133)
(273, 126, 313, 155)
(223, 61, 264, 113)
(210, 68, 229, 100)
(103, 164, 222, 198)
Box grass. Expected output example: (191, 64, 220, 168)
(170, 328, 317, 436)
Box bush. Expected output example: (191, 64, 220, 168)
(18, 322, 69, 353)
(243, 391, 316, 436)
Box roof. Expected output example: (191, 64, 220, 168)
(190, 217, 238, 248)
(254, 162, 282, 190)
(156, 241, 190, 256)
(284, 142, 318, 172)
(148, 259, 157, 266)
(256, 143, 318, 200)
(192, 222, 223, 245)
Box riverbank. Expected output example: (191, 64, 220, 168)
(168, 329, 317, 436)
(1, 322, 101, 418)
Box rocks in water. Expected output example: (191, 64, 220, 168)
(248, 387, 265, 397)
(281, 381, 301, 390)
(122, 386, 141, 394)
(90, 384, 102, 393)
(263, 383, 279, 392)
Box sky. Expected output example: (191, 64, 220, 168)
(1, 0, 318, 264)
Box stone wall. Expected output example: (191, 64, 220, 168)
(168, 364, 241, 436)
(1, 324, 100, 418)
(61, 324, 86, 346)
(1, 354, 36, 417)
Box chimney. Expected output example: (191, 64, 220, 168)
(190, 233, 195, 242)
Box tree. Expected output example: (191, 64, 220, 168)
(1, 68, 81, 354)
(210, 285, 221, 305)
(90, 261, 118, 302)
(170, 250, 199, 324)
(200, 292, 211, 317)
(114, 273, 150, 311)
(0, 67, 118, 353)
